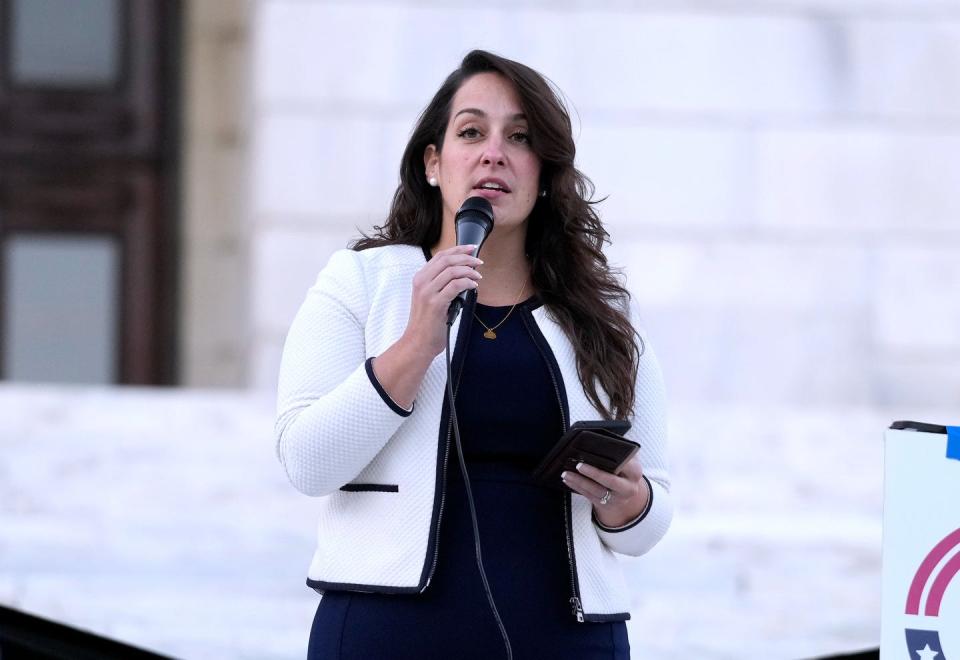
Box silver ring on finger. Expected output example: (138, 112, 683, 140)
(599, 489, 612, 505)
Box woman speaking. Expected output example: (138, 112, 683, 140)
(275, 50, 673, 660)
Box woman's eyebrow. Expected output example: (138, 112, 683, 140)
(453, 108, 527, 122)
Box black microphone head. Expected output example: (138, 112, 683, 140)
(455, 196, 494, 256)
(457, 196, 494, 222)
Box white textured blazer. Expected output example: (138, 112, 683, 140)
(275, 243, 673, 622)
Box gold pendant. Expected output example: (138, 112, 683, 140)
(483, 329, 497, 340)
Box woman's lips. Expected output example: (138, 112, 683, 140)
(472, 187, 508, 199)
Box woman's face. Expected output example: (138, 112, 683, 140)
(424, 72, 542, 236)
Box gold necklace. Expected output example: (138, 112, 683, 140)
(473, 280, 527, 340)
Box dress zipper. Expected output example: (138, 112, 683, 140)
(521, 311, 584, 622)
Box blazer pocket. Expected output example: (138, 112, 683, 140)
(339, 483, 399, 493)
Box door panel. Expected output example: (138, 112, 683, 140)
(0, 0, 178, 384)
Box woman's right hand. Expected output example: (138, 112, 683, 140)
(366, 244, 482, 412)
(404, 244, 483, 359)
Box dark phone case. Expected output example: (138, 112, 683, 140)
(531, 421, 639, 490)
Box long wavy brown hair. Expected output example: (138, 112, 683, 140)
(352, 50, 643, 420)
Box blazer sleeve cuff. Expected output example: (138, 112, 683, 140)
(592, 476, 673, 556)
(365, 357, 414, 417)
(592, 475, 654, 533)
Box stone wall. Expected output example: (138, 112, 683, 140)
(5, 386, 941, 658)
(248, 1, 960, 413)
(180, 0, 252, 386)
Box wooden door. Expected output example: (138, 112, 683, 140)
(0, 0, 180, 384)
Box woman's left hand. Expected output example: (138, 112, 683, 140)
(561, 457, 650, 528)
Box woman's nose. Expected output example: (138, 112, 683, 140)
(481, 136, 505, 166)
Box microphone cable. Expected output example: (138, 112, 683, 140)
(444, 312, 513, 660)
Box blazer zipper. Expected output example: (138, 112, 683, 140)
(552, 370, 584, 622)
(522, 312, 584, 622)
(421, 420, 453, 593)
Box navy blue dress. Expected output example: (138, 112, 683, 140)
(307, 297, 630, 660)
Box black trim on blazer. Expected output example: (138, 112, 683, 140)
(365, 357, 414, 417)
(521, 293, 544, 311)
(307, 578, 420, 595)
(307, 578, 630, 623)
(339, 483, 399, 492)
(518, 306, 571, 460)
(519, 306, 587, 616)
(306, 576, 631, 621)
(416, 284, 477, 590)
(583, 612, 632, 622)
(592, 475, 654, 533)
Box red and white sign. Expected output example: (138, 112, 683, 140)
(882, 423, 960, 659)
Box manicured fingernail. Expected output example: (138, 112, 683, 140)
(576, 462, 584, 471)
(561, 471, 569, 480)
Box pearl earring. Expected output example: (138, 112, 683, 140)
(539, 189, 547, 198)
(428, 176, 438, 187)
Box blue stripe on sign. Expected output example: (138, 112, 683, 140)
(948, 426, 960, 461)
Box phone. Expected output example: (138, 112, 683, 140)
(531, 420, 637, 490)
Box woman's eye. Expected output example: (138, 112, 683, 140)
(457, 127, 481, 139)
(510, 131, 531, 144)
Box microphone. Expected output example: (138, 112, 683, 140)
(446, 196, 494, 325)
